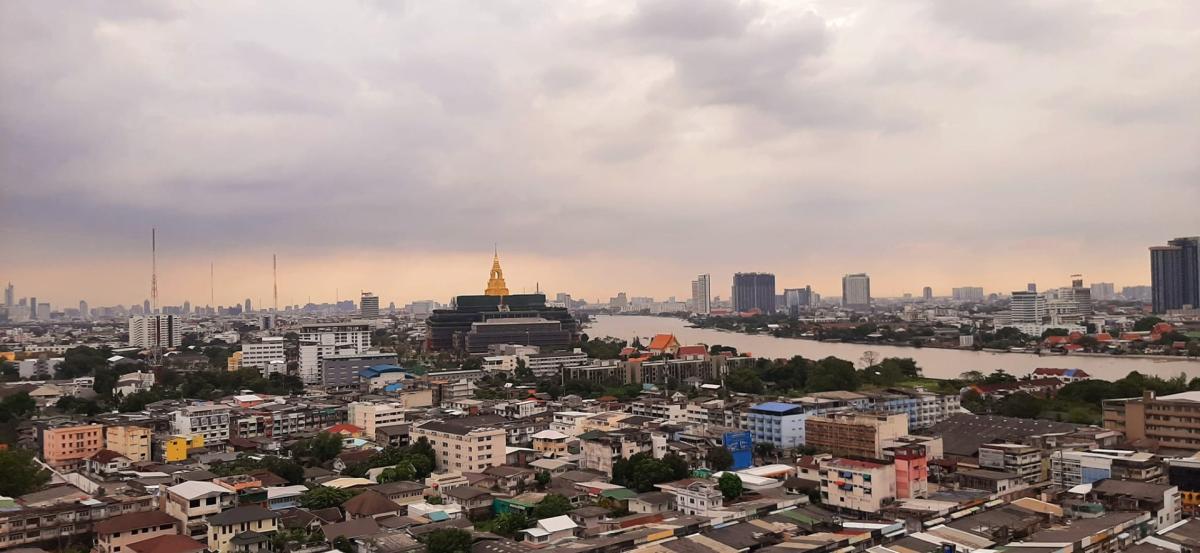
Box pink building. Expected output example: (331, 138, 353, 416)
(41, 424, 104, 471)
(891, 444, 928, 499)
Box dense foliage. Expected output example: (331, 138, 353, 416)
(0, 448, 52, 497)
(612, 452, 689, 492)
(424, 528, 473, 553)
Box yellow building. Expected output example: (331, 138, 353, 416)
(227, 351, 243, 372)
(206, 505, 278, 553)
(105, 425, 152, 462)
(161, 434, 205, 462)
(0, 352, 15, 362)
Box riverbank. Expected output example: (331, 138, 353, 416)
(585, 315, 1200, 381)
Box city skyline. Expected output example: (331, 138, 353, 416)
(2, 2, 1197, 307)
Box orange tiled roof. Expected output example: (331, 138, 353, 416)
(677, 345, 707, 356)
(648, 334, 678, 350)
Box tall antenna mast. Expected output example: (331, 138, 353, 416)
(151, 228, 161, 366)
(210, 262, 215, 309)
(273, 254, 279, 313)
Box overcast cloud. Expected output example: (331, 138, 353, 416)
(2, 0, 1197, 307)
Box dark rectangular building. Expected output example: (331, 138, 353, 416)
(732, 272, 776, 314)
(322, 351, 398, 391)
(1151, 237, 1200, 313)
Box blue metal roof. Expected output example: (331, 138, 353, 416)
(750, 402, 803, 414)
(359, 364, 413, 378)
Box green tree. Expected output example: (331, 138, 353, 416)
(56, 346, 113, 379)
(535, 470, 551, 488)
(718, 473, 743, 501)
(533, 493, 574, 519)
(705, 447, 734, 471)
(294, 432, 343, 464)
(0, 448, 51, 497)
(805, 357, 859, 392)
(0, 392, 36, 421)
(424, 528, 472, 553)
(332, 537, 355, 553)
(491, 512, 531, 537)
(0, 360, 20, 382)
(1134, 317, 1164, 331)
(996, 393, 1043, 419)
(725, 367, 763, 394)
(299, 486, 354, 509)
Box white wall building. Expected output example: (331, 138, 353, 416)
(691, 274, 711, 315)
(128, 315, 182, 348)
(241, 337, 287, 373)
(842, 274, 871, 308)
(172, 403, 231, 446)
(298, 321, 372, 384)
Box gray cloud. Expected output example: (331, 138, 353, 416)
(1, 0, 1198, 304)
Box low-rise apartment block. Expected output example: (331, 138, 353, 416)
(411, 419, 506, 473)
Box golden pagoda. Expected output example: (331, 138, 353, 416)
(484, 250, 510, 296)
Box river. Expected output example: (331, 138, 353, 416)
(584, 315, 1200, 381)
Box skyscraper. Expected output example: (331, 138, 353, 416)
(1090, 282, 1115, 301)
(361, 291, 380, 318)
(952, 287, 985, 302)
(922, 286, 933, 301)
(3, 283, 12, 307)
(1010, 291, 1046, 325)
(1027, 283, 1037, 293)
(29, 296, 38, 319)
(244, 298, 253, 313)
(784, 286, 813, 315)
(691, 274, 711, 315)
(79, 300, 88, 319)
(1151, 237, 1199, 313)
(732, 273, 776, 314)
(841, 274, 871, 309)
(143, 299, 151, 315)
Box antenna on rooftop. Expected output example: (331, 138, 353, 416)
(151, 228, 161, 366)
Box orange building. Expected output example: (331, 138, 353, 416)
(41, 424, 104, 471)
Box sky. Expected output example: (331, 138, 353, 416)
(1, 0, 1197, 309)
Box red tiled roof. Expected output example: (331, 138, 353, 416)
(127, 535, 207, 553)
(89, 449, 128, 463)
(677, 345, 707, 356)
(325, 423, 363, 435)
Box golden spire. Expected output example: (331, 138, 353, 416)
(485, 248, 509, 296)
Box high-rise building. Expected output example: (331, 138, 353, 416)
(1151, 237, 1200, 313)
(1010, 291, 1045, 325)
(691, 274, 711, 314)
(29, 296, 38, 319)
(951, 287, 985, 302)
(360, 292, 380, 318)
(128, 315, 181, 348)
(1090, 282, 1116, 302)
(183, 300, 191, 314)
(841, 274, 871, 309)
(783, 287, 813, 316)
(78, 300, 88, 319)
(143, 299, 151, 315)
(298, 321, 373, 384)
(732, 273, 776, 314)
(1027, 283, 1037, 293)
(921, 286, 933, 300)
(1121, 285, 1152, 302)
(244, 298, 252, 313)
(3, 283, 12, 307)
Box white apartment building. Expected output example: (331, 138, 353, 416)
(128, 314, 182, 348)
(348, 401, 408, 436)
(629, 399, 689, 423)
(298, 321, 372, 384)
(656, 479, 723, 516)
(241, 337, 287, 374)
(551, 411, 594, 436)
(820, 458, 896, 514)
(172, 403, 231, 446)
(521, 350, 589, 377)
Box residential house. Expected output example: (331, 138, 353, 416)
(206, 505, 279, 553)
(520, 515, 579, 546)
(95, 511, 180, 553)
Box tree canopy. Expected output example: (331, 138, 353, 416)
(718, 473, 743, 501)
(424, 528, 473, 553)
(0, 448, 51, 497)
